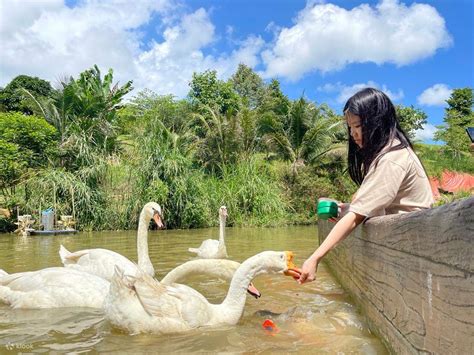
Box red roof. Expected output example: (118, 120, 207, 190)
(430, 170, 474, 200)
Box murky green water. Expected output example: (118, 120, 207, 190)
(0, 226, 387, 353)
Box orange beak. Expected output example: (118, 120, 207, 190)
(153, 213, 164, 229)
(247, 282, 261, 299)
(283, 251, 302, 280)
(285, 268, 302, 280)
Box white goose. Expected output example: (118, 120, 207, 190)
(104, 251, 297, 334)
(0, 259, 261, 309)
(161, 259, 261, 298)
(188, 206, 228, 259)
(0, 267, 109, 309)
(59, 202, 163, 280)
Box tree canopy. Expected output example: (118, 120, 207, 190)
(395, 104, 427, 140)
(0, 75, 54, 114)
(188, 70, 240, 115)
(231, 63, 265, 109)
(435, 88, 474, 155)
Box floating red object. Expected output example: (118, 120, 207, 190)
(262, 319, 279, 335)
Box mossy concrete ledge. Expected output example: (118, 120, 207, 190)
(318, 197, 473, 354)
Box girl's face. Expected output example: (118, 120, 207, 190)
(346, 113, 363, 148)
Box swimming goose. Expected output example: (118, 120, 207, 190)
(59, 202, 163, 280)
(0, 258, 262, 309)
(0, 267, 109, 309)
(104, 251, 297, 334)
(188, 206, 228, 259)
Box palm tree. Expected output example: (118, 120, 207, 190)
(192, 106, 243, 175)
(258, 96, 342, 174)
(20, 66, 133, 229)
(25, 65, 132, 170)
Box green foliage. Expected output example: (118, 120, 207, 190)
(118, 91, 191, 137)
(123, 92, 288, 229)
(25, 65, 133, 171)
(415, 143, 474, 176)
(258, 96, 343, 173)
(2, 66, 134, 231)
(0, 140, 27, 190)
(193, 107, 244, 174)
(61, 65, 133, 120)
(59, 65, 133, 156)
(231, 63, 265, 109)
(219, 158, 288, 226)
(0, 75, 54, 114)
(127, 99, 201, 228)
(435, 88, 474, 155)
(278, 152, 357, 223)
(237, 107, 259, 159)
(188, 70, 240, 114)
(22, 168, 107, 230)
(433, 191, 472, 207)
(395, 104, 427, 139)
(259, 79, 290, 118)
(0, 112, 59, 168)
(4, 66, 471, 232)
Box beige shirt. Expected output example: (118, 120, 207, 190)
(349, 142, 434, 217)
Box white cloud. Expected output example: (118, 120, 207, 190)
(0, 0, 454, 98)
(262, 0, 452, 80)
(0, 0, 63, 36)
(0, 0, 171, 88)
(318, 81, 404, 104)
(135, 10, 264, 97)
(0, 0, 263, 97)
(417, 84, 452, 106)
(414, 123, 437, 141)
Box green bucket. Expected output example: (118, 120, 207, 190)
(317, 200, 338, 220)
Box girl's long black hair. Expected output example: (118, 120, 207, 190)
(344, 88, 413, 185)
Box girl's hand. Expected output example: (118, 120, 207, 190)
(329, 202, 350, 223)
(297, 257, 319, 284)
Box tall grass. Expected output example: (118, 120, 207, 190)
(415, 143, 474, 176)
(22, 168, 107, 230)
(213, 157, 288, 226)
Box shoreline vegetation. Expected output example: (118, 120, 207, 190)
(1, 65, 473, 232)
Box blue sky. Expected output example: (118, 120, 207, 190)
(1, 0, 473, 142)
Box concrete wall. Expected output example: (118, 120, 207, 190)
(318, 197, 473, 354)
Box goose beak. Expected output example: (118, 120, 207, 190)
(153, 213, 164, 229)
(247, 282, 261, 299)
(283, 251, 302, 280)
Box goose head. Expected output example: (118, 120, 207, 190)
(142, 202, 164, 229)
(263, 250, 297, 274)
(254, 251, 301, 281)
(241, 251, 298, 279)
(219, 205, 228, 222)
(220, 251, 298, 318)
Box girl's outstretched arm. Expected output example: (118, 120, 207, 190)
(298, 211, 365, 284)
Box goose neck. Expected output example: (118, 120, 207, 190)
(137, 214, 152, 270)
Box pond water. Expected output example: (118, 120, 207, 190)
(0, 226, 387, 353)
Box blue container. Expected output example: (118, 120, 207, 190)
(41, 208, 54, 231)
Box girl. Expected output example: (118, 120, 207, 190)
(298, 88, 434, 284)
